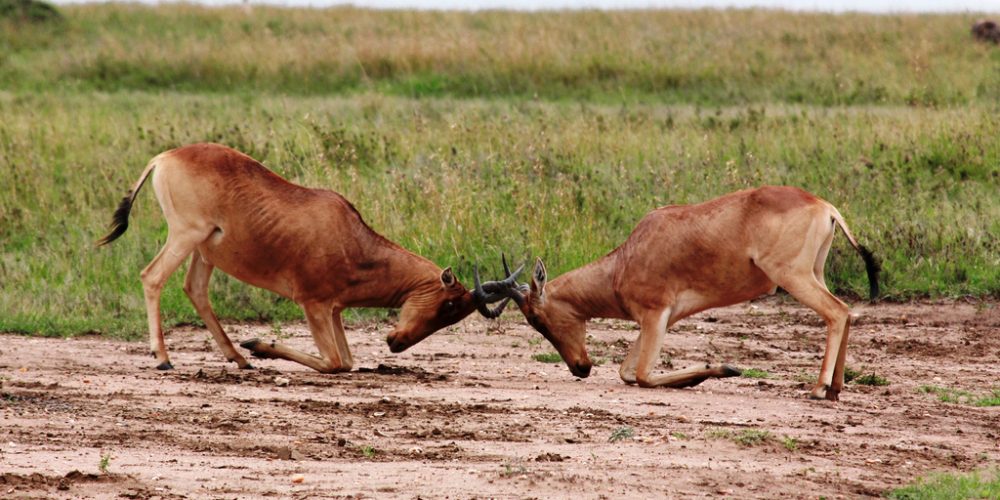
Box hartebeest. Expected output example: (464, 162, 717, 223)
(485, 186, 879, 401)
(98, 143, 517, 372)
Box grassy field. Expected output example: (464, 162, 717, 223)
(4, 5, 1000, 105)
(0, 5, 998, 338)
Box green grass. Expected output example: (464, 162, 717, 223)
(0, 6, 998, 339)
(608, 426, 635, 443)
(780, 436, 798, 451)
(851, 372, 890, 386)
(531, 352, 563, 364)
(741, 368, 770, 379)
(889, 468, 1000, 500)
(919, 386, 1000, 407)
(1, 93, 997, 338)
(843, 366, 861, 383)
(98, 451, 111, 474)
(705, 428, 774, 447)
(4, 6, 1000, 106)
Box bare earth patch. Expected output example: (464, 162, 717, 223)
(2, 297, 998, 498)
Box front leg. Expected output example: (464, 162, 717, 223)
(633, 307, 740, 388)
(240, 302, 352, 374)
(634, 307, 671, 388)
(619, 340, 640, 385)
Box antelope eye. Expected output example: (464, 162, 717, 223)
(444, 300, 454, 310)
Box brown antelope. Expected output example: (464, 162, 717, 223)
(98, 143, 517, 372)
(484, 186, 879, 401)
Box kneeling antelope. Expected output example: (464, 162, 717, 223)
(98, 143, 516, 372)
(485, 186, 879, 401)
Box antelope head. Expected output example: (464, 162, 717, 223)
(387, 265, 524, 353)
(476, 256, 593, 378)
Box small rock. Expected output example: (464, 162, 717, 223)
(274, 377, 290, 387)
(275, 446, 293, 460)
(535, 452, 565, 462)
(291, 474, 305, 484)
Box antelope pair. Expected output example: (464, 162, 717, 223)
(101, 144, 878, 401)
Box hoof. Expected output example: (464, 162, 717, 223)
(155, 361, 174, 371)
(720, 364, 742, 378)
(241, 338, 278, 359)
(809, 384, 832, 400)
(239, 338, 261, 350)
(240, 363, 256, 370)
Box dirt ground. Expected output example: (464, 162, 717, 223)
(2, 297, 999, 499)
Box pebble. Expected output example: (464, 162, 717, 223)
(274, 377, 290, 387)
(291, 474, 305, 484)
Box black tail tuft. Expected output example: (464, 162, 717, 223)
(857, 244, 881, 302)
(96, 192, 134, 246)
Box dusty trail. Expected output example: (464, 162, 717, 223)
(2, 298, 998, 498)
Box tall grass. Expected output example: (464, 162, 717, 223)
(0, 92, 996, 337)
(2, 6, 999, 105)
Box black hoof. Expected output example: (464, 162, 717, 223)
(156, 361, 174, 371)
(240, 363, 256, 370)
(239, 338, 261, 350)
(720, 364, 742, 378)
(241, 338, 278, 359)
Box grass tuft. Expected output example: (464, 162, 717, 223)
(608, 426, 635, 443)
(919, 386, 1000, 407)
(851, 372, 890, 386)
(531, 352, 563, 364)
(706, 427, 773, 447)
(741, 368, 770, 379)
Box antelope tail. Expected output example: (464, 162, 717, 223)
(829, 205, 880, 302)
(95, 158, 158, 246)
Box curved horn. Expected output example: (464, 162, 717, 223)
(472, 254, 527, 319)
(472, 254, 527, 318)
(473, 264, 510, 318)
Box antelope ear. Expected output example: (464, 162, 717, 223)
(440, 267, 457, 287)
(530, 258, 547, 297)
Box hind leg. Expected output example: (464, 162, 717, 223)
(183, 250, 252, 369)
(141, 228, 207, 369)
(811, 221, 851, 395)
(813, 219, 836, 288)
(776, 274, 850, 401)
